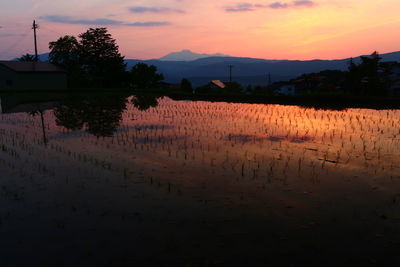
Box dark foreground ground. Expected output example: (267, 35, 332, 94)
(1, 161, 400, 267)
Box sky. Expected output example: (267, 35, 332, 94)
(0, 0, 399, 60)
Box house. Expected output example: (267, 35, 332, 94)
(277, 83, 296, 96)
(196, 80, 244, 94)
(195, 80, 225, 93)
(0, 61, 67, 91)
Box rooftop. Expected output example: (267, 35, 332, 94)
(0, 61, 65, 73)
(211, 80, 225, 89)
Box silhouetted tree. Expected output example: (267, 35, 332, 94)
(130, 63, 164, 90)
(49, 36, 79, 67)
(18, 54, 35, 62)
(79, 28, 126, 87)
(289, 70, 346, 94)
(346, 51, 387, 96)
(180, 78, 193, 93)
(256, 85, 276, 96)
(49, 28, 126, 88)
(49, 35, 82, 87)
(223, 82, 243, 94)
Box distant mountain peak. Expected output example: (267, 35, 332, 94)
(159, 49, 230, 61)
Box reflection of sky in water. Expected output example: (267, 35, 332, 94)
(225, 134, 313, 144)
(52, 125, 176, 139)
(1, 97, 400, 194)
(2, 96, 400, 267)
(130, 125, 175, 131)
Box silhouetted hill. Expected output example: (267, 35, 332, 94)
(27, 51, 400, 86)
(379, 51, 400, 62)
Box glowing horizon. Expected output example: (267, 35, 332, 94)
(0, 0, 399, 60)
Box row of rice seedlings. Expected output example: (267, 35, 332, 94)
(1, 97, 400, 201)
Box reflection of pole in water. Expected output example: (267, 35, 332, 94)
(30, 109, 48, 145)
(39, 110, 48, 145)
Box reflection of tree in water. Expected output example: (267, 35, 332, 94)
(132, 95, 160, 111)
(54, 95, 128, 137)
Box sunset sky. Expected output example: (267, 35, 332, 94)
(0, 0, 399, 60)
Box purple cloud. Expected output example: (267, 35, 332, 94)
(269, 2, 289, 9)
(40, 16, 122, 25)
(129, 7, 184, 13)
(293, 0, 315, 7)
(125, 21, 171, 26)
(0, 33, 28, 37)
(40, 16, 171, 27)
(224, 1, 316, 12)
(225, 3, 254, 12)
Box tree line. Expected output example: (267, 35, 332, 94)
(20, 28, 164, 89)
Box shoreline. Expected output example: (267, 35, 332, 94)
(1, 89, 400, 110)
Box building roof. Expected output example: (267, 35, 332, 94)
(0, 61, 65, 73)
(211, 80, 225, 89)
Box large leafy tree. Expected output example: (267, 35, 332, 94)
(49, 28, 126, 88)
(79, 28, 126, 87)
(49, 36, 82, 86)
(49, 35, 79, 67)
(130, 63, 164, 90)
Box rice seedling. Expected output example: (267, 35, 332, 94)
(1, 94, 400, 266)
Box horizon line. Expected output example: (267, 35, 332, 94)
(2, 50, 399, 62)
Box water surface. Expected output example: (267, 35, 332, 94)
(1, 93, 399, 266)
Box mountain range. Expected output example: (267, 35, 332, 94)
(126, 50, 400, 86)
(18, 50, 400, 86)
(159, 49, 229, 61)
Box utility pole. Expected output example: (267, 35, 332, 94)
(32, 20, 39, 61)
(228, 65, 234, 82)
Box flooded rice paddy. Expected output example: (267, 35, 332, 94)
(1, 93, 400, 266)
